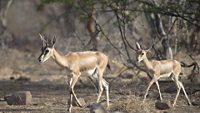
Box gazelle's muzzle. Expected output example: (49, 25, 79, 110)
(38, 56, 42, 63)
(137, 57, 142, 62)
(38, 54, 44, 63)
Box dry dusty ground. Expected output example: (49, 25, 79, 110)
(0, 49, 199, 113)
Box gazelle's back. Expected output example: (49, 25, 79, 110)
(65, 51, 108, 71)
(151, 59, 181, 75)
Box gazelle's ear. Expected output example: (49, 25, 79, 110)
(145, 49, 151, 54)
(136, 42, 141, 50)
(39, 33, 47, 47)
(52, 36, 56, 47)
(146, 48, 151, 53)
(146, 43, 154, 53)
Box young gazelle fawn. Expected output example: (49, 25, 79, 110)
(136, 42, 191, 107)
(38, 34, 109, 112)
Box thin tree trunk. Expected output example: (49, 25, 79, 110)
(0, 0, 13, 49)
(86, 6, 99, 51)
(150, 0, 173, 59)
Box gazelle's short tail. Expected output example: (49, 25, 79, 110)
(180, 61, 197, 68)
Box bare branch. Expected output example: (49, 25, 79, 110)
(0, 0, 13, 27)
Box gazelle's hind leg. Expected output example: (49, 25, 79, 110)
(155, 81, 163, 100)
(172, 64, 191, 107)
(96, 64, 109, 107)
(102, 78, 109, 107)
(172, 64, 183, 107)
(173, 78, 181, 107)
(178, 81, 192, 105)
(96, 68, 104, 104)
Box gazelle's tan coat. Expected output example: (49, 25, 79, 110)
(136, 42, 191, 107)
(38, 34, 109, 112)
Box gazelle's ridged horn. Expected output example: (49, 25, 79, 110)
(147, 46, 152, 52)
(52, 36, 56, 44)
(39, 33, 46, 42)
(136, 42, 141, 50)
(39, 33, 47, 47)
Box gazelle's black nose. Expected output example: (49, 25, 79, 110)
(38, 57, 42, 62)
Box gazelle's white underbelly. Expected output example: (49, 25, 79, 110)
(160, 73, 172, 78)
(86, 68, 98, 78)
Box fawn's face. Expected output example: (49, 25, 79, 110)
(137, 50, 147, 62)
(135, 42, 148, 62)
(38, 34, 56, 63)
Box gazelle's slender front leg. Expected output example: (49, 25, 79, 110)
(68, 73, 82, 112)
(143, 77, 158, 103)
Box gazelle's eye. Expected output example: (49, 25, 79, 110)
(141, 52, 144, 55)
(45, 50, 49, 53)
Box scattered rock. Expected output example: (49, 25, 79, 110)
(155, 100, 171, 110)
(9, 76, 15, 80)
(4, 91, 32, 105)
(89, 103, 108, 113)
(192, 101, 200, 106)
(119, 73, 133, 79)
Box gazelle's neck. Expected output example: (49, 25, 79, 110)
(142, 57, 153, 70)
(52, 49, 68, 67)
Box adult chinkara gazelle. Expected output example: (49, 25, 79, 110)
(38, 34, 109, 112)
(136, 42, 191, 107)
